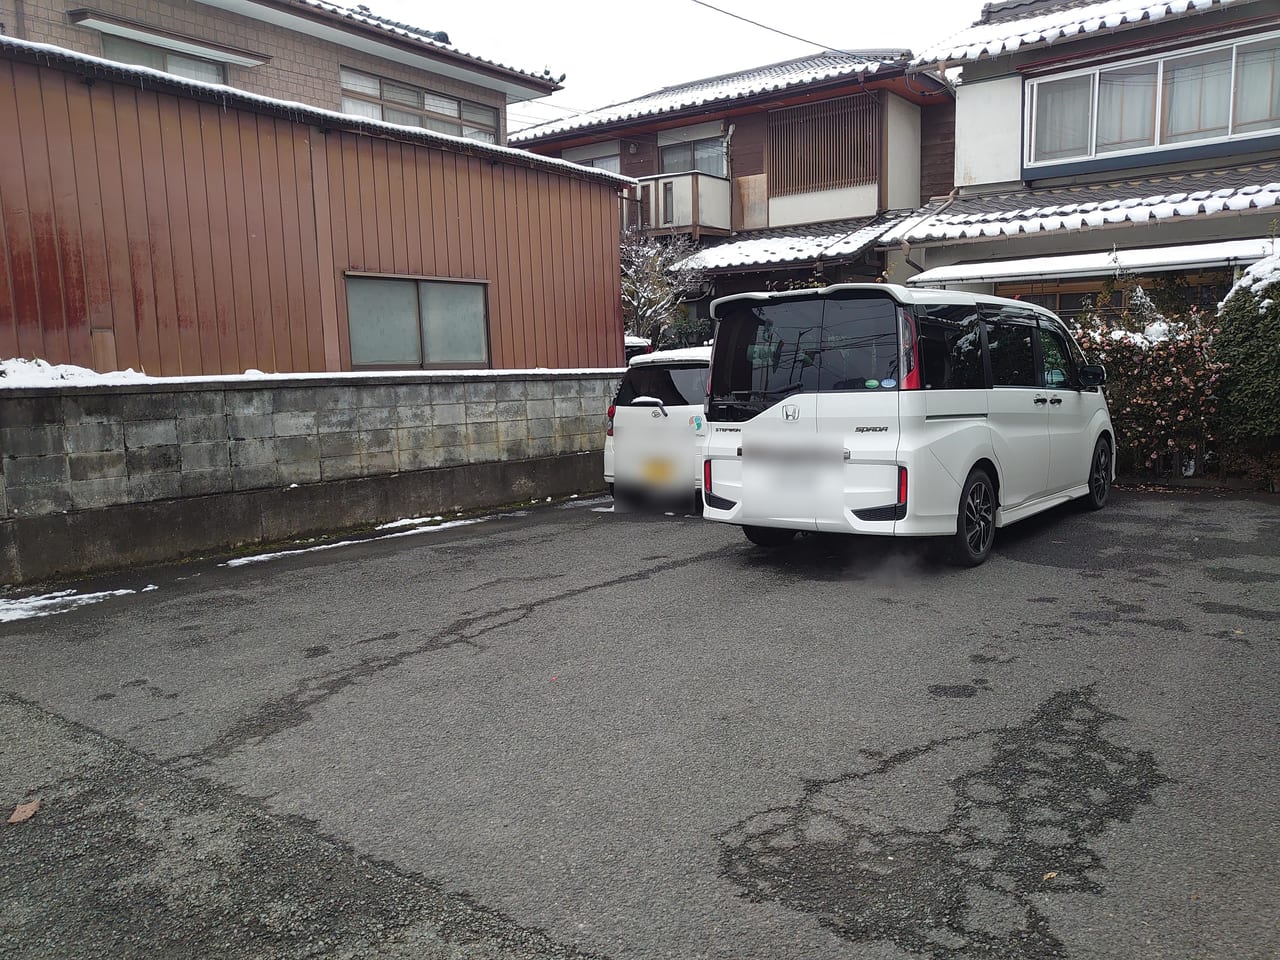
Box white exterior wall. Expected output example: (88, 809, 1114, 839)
(698, 174, 731, 230)
(954, 76, 1023, 188)
(885, 94, 921, 210)
(769, 184, 878, 227)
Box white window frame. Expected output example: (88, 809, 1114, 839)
(1024, 30, 1280, 168)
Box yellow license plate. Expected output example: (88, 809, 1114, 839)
(641, 458, 676, 484)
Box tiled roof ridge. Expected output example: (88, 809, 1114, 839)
(979, 0, 1093, 24)
(510, 49, 912, 143)
(346, 3, 450, 43)
(283, 0, 562, 87)
(914, 0, 1253, 67)
(650, 49, 906, 93)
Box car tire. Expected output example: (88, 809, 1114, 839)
(743, 525, 797, 548)
(1081, 436, 1111, 511)
(948, 468, 996, 567)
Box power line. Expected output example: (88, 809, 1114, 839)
(686, 0, 841, 53)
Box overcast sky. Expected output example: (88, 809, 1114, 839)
(365, 0, 981, 132)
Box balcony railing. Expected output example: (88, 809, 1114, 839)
(621, 171, 731, 237)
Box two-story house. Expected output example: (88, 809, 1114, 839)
(0, 0, 562, 143)
(886, 0, 1280, 318)
(511, 51, 955, 312)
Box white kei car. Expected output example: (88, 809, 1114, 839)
(604, 346, 712, 509)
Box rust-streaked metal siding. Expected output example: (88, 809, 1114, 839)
(0, 56, 624, 374)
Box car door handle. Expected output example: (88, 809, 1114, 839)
(1049, 397, 1063, 405)
(1033, 397, 1048, 405)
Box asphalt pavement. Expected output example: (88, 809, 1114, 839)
(1, 489, 1278, 960)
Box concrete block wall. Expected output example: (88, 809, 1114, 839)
(0, 372, 617, 523)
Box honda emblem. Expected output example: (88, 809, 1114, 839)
(783, 405, 800, 421)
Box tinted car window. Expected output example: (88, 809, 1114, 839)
(815, 296, 901, 391)
(1039, 327, 1077, 388)
(709, 298, 824, 419)
(709, 294, 899, 420)
(985, 321, 1037, 387)
(615, 364, 708, 406)
(917, 306, 985, 390)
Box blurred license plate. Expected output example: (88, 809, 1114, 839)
(641, 458, 676, 484)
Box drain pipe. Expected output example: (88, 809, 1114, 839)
(900, 187, 958, 275)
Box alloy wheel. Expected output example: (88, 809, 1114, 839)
(1091, 441, 1111, 504)
(964, 479, 994, 556)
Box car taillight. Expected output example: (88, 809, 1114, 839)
(704, 458, 712, 493)
(897, 466, 908, 506)
(899, 308, 921, 391)
(606, 404, 615, 437)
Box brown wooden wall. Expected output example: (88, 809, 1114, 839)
(0, 56, 624, 375)
(920, 101, 956, 202)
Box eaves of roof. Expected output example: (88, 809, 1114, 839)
(510, 52, 929, 146)
(912, 0, 1259, 69)
(219, 0, 562, 95)
(882, 161, 1280, 244)
(0, 37, 632, 190)
(681, 213, 913, 274)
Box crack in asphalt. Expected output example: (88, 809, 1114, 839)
(186, 546, 734, 764)
(718, 687, 1168, 959)
(0, 693, 612, 960)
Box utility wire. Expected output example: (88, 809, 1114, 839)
(686, 0, 842, 53)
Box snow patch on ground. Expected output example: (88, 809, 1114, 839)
(222, 517, 489, 567)
(0, 588, 139, 622)
(376, 515, 445, 530)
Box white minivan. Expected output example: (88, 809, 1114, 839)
(605, 347, 712, 508)
(701, 284, 1114, 565)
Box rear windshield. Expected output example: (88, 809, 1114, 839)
(709, 293, 900, 420)
(616, 363, 709, 406)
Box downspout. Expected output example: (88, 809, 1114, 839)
(899, 187, 958, 275)
(724, 121, 735, 234)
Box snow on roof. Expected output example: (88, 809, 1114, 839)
(907, 238, 1276, 286)
(914, 0, 1253, 67)
(628, 346, 712, 366)
(883, 162, 1280, 243)
(681, 214, 912, 273)
(509, 50, 910, 143)
(275, 0, 561, 89)
(0, 36, 633, 189)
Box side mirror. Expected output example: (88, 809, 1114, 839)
(1078, 364, 1106, 387)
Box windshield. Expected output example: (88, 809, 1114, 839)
(616, 364, 709, 406)
(708, 293, 900, 421)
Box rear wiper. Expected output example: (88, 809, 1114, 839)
(631, 395, 669, 417)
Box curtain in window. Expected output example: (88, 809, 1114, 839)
(693, 139, 724, 176)
(340, 97, 381, 121)
(1162, 49, 1231, 143)
(1235, 41, 1280, 134)
(1033, 75, 1093, 161)
(1097, 63, 1156, 153)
